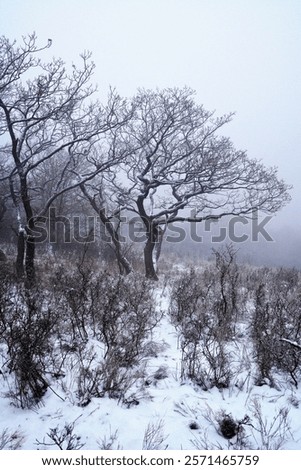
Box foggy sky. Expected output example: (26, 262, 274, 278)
(1, 0, 301, 266)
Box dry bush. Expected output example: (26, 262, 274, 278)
(0, 428, 26, 449)
(190, 399, 292, 451)
(142, 419, 168, 450)
(97, 428, 122, 450)
(1, 285, 57, 408)
(179, 332, 232, 390)
(36, 420, 85, 450)
(169, 248, 241, 389)
(248, 398, 292, 450)
(75, 346, 145, 405)
(91, 273, 161, 368)
(49, 260, 105, 343)
(176, 402, 251, 450)
(50, 265, 161, 404)
(251, 267, 301, 387)
(0, 264, 16, 336)
(169, 267, 208, 329)
(211, 245, 241, 336)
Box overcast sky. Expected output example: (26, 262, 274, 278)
(1, 0, 301, 256)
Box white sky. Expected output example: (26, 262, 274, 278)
(1, 0, 301, 232)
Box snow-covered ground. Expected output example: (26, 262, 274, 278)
(0, 277, 301, 451)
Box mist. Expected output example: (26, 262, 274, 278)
(1, 0, 300, 268)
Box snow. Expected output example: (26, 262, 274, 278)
(0, 277, 301, 451)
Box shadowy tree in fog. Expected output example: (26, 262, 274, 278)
(0, 164, 8, 225)
(0, 34, 130, 285)
(109, 88, 291, 279)
(79, 178, 132, 275)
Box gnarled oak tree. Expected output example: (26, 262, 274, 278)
(109, 88, 291, 279)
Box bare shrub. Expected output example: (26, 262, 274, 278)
(168, 247, 245, 389)
(169, 267, 208, 328)
(53, 269, 160, 404)
(89, 273, 160, 401)
(201, 338, 232, 389)
(51, 265, 160, 367)
(211, 245, 241, 336)
(175, 402, 251, 450)
(97, 428, 122, 450)
(0, 265, 16, 336)
(248, 397, 292, 450)
(59, 340, 145, 406)
(251, 268, 301, 387)
(92, 274, 161, 366)
(76, 350, 145, 403)
(278, 339, 301, 388)
(142, 419, 168, 450)
(1, 285, 57, 408)
(251, 282, 277, 385)
(0, 428, 26, 449)
(50, 261, 102, 343)
(75, 345, 103, 406)
(36, 420, 85, 450)
(179, 332, 232, 390)
(195, 400, 293, 450)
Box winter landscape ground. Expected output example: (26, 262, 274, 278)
(0, 249, 301, 451)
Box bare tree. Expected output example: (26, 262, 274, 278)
(0, 164, 9, 228)
(79, 180, 132, 275)
(0, 34, 129, 284)
(108, 87, 291, 279)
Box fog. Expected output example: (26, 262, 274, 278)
(1, 0, 301, 267)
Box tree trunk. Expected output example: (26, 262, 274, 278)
(25, 233, 35, 287)
(137, 195, 159, 280)
(115, 247, 132, 275)
(144, 235, 159, 280)
(154, 225, 166, 271)
(79, 184, 132, 276)
(16, 229, 25, 278)
(108, 222, 132, 275)
(20, 174, 36, 286)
